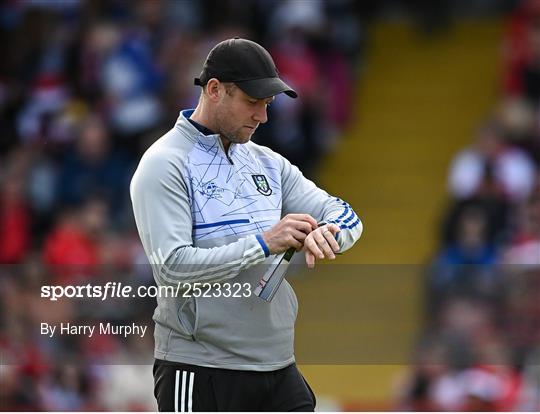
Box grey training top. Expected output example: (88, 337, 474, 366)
(130, 109, 362, 371)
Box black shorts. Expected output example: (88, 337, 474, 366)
(153, 359, 316, 412)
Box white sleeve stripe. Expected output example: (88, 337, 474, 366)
(159, 252, 263, 285)
(161, 245, 261, 277)
(157, 247, 265, 284)
(158, 247, 165, 263)
(162, 247, 263, 282)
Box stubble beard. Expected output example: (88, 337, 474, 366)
(221, 128, 252, 145)
(215, 111, 252, 145)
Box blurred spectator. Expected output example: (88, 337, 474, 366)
(0, 150, 31, 263)
(99, 25, 164, 136)
(448, 120, 537, 202)
(0, 0, 367, 410)
(27, 152, 59, 238)
(398, 298, 532, 411)
(98, 363, 155, 410)
(502, 268, 540, 361)
(503, 0, 540, 104)
(38, 365, 91, 411)
(56, 114, 132, 223)
(496, 97, 540, 164)
(422, 18, 540, 405)
(97, 332, 156, 410)
(255, 28, 327, 177)
(43, 197, 108, 284)
(435, 204, 498, 265)
(428, 366, 502, 411)
(519, 349, 540, 410)
(516, 20, 540, 104)
(429, 204, 501, 311)
(12, 9, 72, 145)
(394, 336, 451, 411)
(502, 185, 540, 266)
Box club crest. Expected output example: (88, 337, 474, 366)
(252, 174, 272, 196)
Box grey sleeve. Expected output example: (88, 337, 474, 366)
(130, 151, 266, 287)
(280, 155, 363, 252)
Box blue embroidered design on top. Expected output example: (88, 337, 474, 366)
(199, 181, 225, 199)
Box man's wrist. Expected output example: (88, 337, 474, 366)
(256, 234, 270, 257)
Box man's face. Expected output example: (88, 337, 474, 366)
(214, 84, 273, 145)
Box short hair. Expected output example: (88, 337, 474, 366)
(200, 81, 237, 100)
(223, 82, 237, 96)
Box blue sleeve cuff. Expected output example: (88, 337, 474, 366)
(255, 234, 270, 257)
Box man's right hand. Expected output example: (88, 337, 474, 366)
(261, 214, 318, 255)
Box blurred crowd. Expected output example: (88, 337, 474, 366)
(0, 0, 363, 410)
(5, 0, 540, 411)
(396, 0, 540, 410)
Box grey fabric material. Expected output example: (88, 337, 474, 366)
(130, 109, 362, 371)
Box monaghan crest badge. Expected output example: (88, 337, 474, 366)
(252, 174, 272, 196)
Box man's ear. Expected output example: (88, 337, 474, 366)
(205, 78, 221, 101)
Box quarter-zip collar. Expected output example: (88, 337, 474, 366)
(176, 109, 237, 161)
(187, 116, 215, 136)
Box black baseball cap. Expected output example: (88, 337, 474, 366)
(194, 38, 297, 99)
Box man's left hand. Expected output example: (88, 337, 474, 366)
(303, 224, 341, 268)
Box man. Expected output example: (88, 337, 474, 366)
(130, 38, 362, 412)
